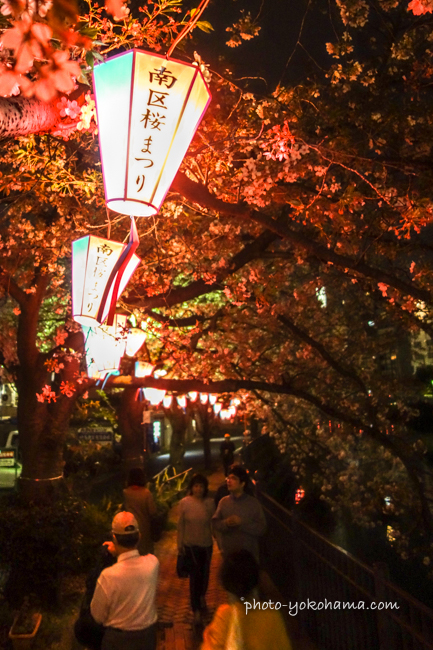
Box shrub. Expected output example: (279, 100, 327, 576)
(0, 493, 112, 608)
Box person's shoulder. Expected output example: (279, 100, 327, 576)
(139, 553, 159, 568)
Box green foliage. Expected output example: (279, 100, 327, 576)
(0, 493, 111, 607)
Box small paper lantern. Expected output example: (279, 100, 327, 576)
(72, 219, 140, 327)
(144, 387, 166, 405)
(126, 328, 147, 356)
(93, 49, 211, 217)
(163, 394, 173, 408)
(188, 391, 198, 402)
(213, 403, 222, 415)
(135, 361, 154, 378)
(83, 314, 127, 378)
(177, 395, 187, 408)
(199, 393, 208, 404)
(209, 394, 217, 405)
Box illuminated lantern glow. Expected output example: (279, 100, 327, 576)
(83, 314, 128, 379)
(209, 394, 217, 405)
(135, 361, 154, 377)
(232, 397, 241, 406)
(220, 409, 231, 420)
(228, 405, 237, 417)
(199, 393, 208, 404)
(177, 395, 187, 408)
(188, 391, 198, 401)
(126, 328, 147, 357)
(295, 488, 305, 504)
(163, 394, 173, 408)
(93, 49, 211, 218)
(72, 219, 140, 327)
(213, 403, 222, 415)
(144, 387, 166, 405)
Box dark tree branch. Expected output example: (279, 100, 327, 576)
(171, 172, 431, 303)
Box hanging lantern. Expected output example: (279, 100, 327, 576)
(135, 361, 154, 377)
(163, 394, 173, 409)
(177, 395, 187, 409)
(72, 218, 140, 327)
(143, 387, 166, 405)
(93, 49, 211, 217)
(209, 394, 217, 405)
(125, 328, 147, 357)
(213, 403, 222, 415)
(83, 314, 128, 378)
(188, 391, 198, 401)
(199, 393, 208, 404)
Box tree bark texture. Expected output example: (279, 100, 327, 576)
(0, 96, 60, 138)
(116, 386, 147, 477)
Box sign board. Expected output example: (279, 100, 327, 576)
(0, 448, 16, 467)
(78, 427, 113, 443)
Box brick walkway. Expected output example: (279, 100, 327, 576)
(155, 470, 228, 647)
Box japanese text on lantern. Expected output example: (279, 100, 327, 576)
(86, 242, 114, 314)
(135, 67, 178, 193)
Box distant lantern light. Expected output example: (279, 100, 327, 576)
(209, 394, 217, 405)
(220, 409, 231, 420)
(199, 393, 208, 404)
(125, 328, 147, 357)
(72, 219, 140, 327)
(163, 394, 173, 408)
(228, 405, 237, 417)
(83, 314, 128, 379)
(177, 395, 187, 408)
(295, 488, 305, 504)
(188, 391, 198, 401)
(135, 361, 154, 378)
(144, 387, 166, 405)
(213, 403, 222, 415)
(93, 49, 211, 218)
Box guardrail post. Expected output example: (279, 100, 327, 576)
(373, 562, 392, 650)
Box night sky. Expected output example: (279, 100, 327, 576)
(187, 0, 334, 91)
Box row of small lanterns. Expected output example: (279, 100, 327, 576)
(135, 361, 240, 417)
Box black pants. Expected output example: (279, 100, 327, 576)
(102, 624, 156, 650)
(184, 545, 212, 612)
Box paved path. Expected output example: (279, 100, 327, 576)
(155, 470, 228, 647)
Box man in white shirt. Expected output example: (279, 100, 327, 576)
(91, 511, 159, 650)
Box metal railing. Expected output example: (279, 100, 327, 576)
(258, 490, 433, 650)
(152, 464, 192, 503)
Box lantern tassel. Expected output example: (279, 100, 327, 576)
(96, 217, 140, 326)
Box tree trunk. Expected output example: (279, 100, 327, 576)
(0, 96, 60, 137)
(167, 402, 188, 473)
(15, 296, 83, 502)
(116, 386, 148, 477)
(194, 404, 213, 469)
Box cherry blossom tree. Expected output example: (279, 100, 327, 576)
(0, 0, 433, 567)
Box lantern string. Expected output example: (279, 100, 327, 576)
(166, 0, 210, 59)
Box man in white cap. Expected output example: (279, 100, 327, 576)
(90, 511, 159, 650)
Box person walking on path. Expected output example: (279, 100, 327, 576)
(90, 511, 159, 650)
(212, 465, 266, 563)
(201, 550, 292, 650)
(177, 473, 216, 626)
(123, 467, 157, 555)
(219, 433, 235, 477)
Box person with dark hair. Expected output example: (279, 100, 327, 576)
(201, 550, 292, 650)
(90, 512, 159, 650)
(212, 465, 266, 562)
(177, 473, 215, 625)
(220, 433, 235, 476)
(123, 467, 157, 555)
